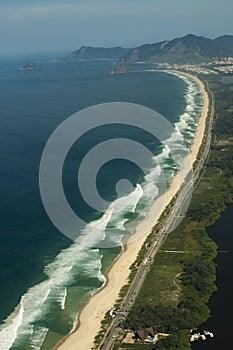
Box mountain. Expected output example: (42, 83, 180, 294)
(66, 46, 130, 61)
(119, 34, 233, 64)
(214, 35, 233, 56)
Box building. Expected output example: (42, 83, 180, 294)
(135, 327, 155, 342)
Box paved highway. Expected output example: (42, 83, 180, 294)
(98, 77, 215, 350)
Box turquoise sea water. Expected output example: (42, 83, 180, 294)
(0, 56, 202, 349)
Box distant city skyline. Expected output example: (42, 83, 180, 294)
(0, 0, 232, 57)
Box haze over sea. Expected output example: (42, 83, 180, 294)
(0, 56, 202, 349)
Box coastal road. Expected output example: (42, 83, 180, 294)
(98, 76, 215, 350)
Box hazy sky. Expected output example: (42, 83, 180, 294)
(0, 0, 232, 56)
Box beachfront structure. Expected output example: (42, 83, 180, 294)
(135, 327, 155, 342)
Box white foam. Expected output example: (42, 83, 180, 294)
(130, 184, 144, 213)
(0, 243, 104, 350)
(70, 313, 79, 334)
(29, 326, 49, 350)
(42, 288, 50, 304)
(170, 72, 202, 148)
(90, 255, 107, 293)
(79, 207, 113, 247)
(180, 112, 191, 121)
(142, 164, 161, 204)
(116, 183, 143, 214)
(115, 218, 128, 230)
(0, 69, 203, 350)
(77, 184, 143, 247)
(60, 287, 67, 310)
(89, 183, 144, 243)
(186, 104, 194, 112)
(0, 301, 24, 350)
(165, 129, 185, 150)
(0, 283, 54, 349)
(109, 183, 143, 215)
(156, 145, 171, 161)
(186, 93, 195, 104)
(175, 119, 190, 131)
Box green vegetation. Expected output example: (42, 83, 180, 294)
(93, 257, 139, 348)
(120, 34, 233, 64)
(124, 221, 216, 334)
(66, 46, 130, 61)
(155, 330, 191, 350)
(117, 76, 233, 349)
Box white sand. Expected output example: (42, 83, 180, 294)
(55, 72, 209, 350)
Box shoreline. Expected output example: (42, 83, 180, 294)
(55, 71, 209, 350)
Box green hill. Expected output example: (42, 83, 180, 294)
(66, 46, 130, 61)
(119, 34, 233, 64)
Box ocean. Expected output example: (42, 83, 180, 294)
(0, 55, 202, 349)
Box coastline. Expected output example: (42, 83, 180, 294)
(55, 71, 209, 350)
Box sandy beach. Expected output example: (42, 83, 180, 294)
(55, 71, 209, 350)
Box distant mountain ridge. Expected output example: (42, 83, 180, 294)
(66, 34, 233, 64)
(120, 34, 233, 64)
(66, 46, 130, 61)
